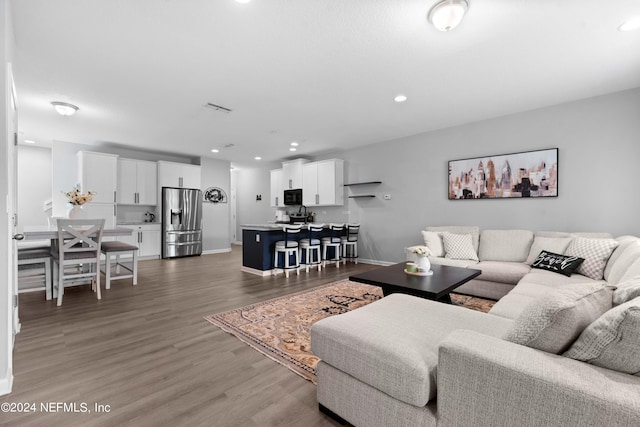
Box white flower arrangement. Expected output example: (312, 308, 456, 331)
(412, 246, 431, 257)
(63, 185, 95, 206)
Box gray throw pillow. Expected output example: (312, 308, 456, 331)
(613, 276, 640, 306)
(442, 232, 478, 261)
(564, 297, 640, 376)
(504, 282, 614, 354)
(565, 237, 618, 280)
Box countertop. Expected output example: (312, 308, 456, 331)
(241, 223, 331, 231)
(117, 222, 160, 226)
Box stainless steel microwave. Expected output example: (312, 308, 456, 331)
(284, 189, 302, 205)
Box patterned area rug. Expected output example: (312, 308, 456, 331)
(204, 279, 495, 384)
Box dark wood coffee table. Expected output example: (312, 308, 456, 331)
(349, 262, 481, 303)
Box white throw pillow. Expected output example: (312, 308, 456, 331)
(525, 236, 573, 265)
(442, 232, 478, 261)
(503, 282, 614, 354)
(564, 297, 640, 376)
(565, 237, 619, 280)
(421, 231, 444, 257)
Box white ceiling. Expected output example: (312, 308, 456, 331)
(11, 0, 640, 166)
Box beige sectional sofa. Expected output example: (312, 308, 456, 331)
(311, 227, 640, 427)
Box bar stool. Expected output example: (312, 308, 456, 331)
(273, 225, 302, 277)
(322, 223, 344, 268)
(18, 246, 53, 300)
(299, 223, 324, 272)
(100, 241, 139, 289)
(341, 223, 360, 265)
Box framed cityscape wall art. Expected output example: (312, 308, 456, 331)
(448, 148, 558, 200)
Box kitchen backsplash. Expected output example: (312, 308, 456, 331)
(117, 205, 158, 224)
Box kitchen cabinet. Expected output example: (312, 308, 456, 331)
(270, 169, 283, 207)
(117, 158, 158, 205)
(82, 203, 117, 228)
(281, 159, 308, 190)
(157, 161, 201, 189)
(78, 151, 118, 204)
(78, 151, 118, 227)
(302, 159, 344, 206)
(117, 223, 161, 258)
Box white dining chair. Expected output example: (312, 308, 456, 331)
(52, 219, 105, 306)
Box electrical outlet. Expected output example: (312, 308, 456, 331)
(256, 234, 260, 242)
(383, 194, 392, 200)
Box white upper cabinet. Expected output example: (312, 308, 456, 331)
(270, 169, 283, 207)
(302, 159, 344, 206)
(157, 161, 201, 190)
(281, 159, 308, 190)
(77, 151, 118, 204)
(117, 158, 157, 205)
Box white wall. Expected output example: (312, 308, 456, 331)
(201, 157, 231, 253)
(311, 88, 640, 263)
(16, 145, 50, 231)
(234, 165, 278, 240)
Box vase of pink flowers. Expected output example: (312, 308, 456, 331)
(64, 186, 95, 219)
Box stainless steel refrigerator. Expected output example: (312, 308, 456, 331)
(162, 187, 203, 258)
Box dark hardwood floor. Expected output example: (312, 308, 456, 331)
(1, 246, 378, 426)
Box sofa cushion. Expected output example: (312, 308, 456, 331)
(503, 282, 614, 354)
(613, 276, 640, 306)
(428, 257, 478, 268)
(475, 261, 531, 285)
(530, 251, 584, 277)
(421, 231, 444, 257)
(604, 240, 640, 284)
(564, 297, 640, 376)
(442, 232, 479, 261)
(565, 237, 618, 280)
(604, 236, 639, 280)
(310, 294, 513, 407)
(525, 236, 573, 264)
(478, 229, 534, 262)
(518, 269, 603, 288)
(426, 226, 480, 253)
(620, 257, 640, 283)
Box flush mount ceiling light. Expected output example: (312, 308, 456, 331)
(51, 101, 79, 116)
(290, 142, 299, 146)
(618, 16, 640, 32)
(289, 148, 297, 152)
(211, 149, 219, 153)
(394, 94, 408, 103)
(428, 0, 469, 32)
(254, 156, 262, 160)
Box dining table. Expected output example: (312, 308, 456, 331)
(20, 225, 134, 301)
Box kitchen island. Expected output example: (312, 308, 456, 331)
(241, 223, 342, 276)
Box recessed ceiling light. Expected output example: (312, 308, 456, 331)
(24, 140, 36, 144)
(394, 94, 407, 103)
(289, 148, 297, 152)
(618, 16, 640, 32)
(290, 142, 299, 146)
(51, 101, 79, 116)
(235, 0, 251, 3)
(211, 149, 219, 153)
(254, 156, 262, 160)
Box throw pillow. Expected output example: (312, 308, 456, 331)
(442, 232, 479, 261)
(613, 276, 640, 306)
(530, 251, 584, 277)
(565, 237, 618, 280)
(503, 282, 614, 354)
(525, 236, 573, 265)
(564, 297, 640, 376)
(421, 231, 444, 257)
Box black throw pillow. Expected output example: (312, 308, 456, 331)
(531, 251, 585, 277)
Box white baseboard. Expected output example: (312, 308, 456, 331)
(359, 259, 395, 266)
(202, 248, 232, 255)
(241, 266, 273, 276)
(0, 368, 13, 396)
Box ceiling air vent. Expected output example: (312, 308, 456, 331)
(205, 102, 232, 113)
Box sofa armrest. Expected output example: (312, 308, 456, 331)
(437, 330, 640, 427)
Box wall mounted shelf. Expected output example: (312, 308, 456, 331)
(348, 195, 376, 198)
